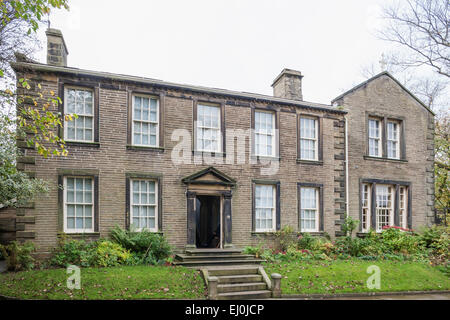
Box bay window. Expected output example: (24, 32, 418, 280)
(360, 180, 410, 232)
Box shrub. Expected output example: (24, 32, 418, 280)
(341, 216, 359, 237)
(419, 225, 449, 257)
(0, 241, 35, 271)
(274, 225, 297, 251)
(380, 227, 423, 255)
(50, 238, 97, 267)
(297, 233, 318, 250)
(243, 245, 264, 258)
(110, 225, 172, 263)
(95, 240, 131, 267)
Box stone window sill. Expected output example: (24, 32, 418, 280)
(296, 159, 323, 165)
(251, 231, 278, 237)
(250, 155, 281, 162)
(127, 145, 165, 152)
(363, 155, 407, 163)
(66, 141, 100, 148)
(57, 232, 100, 237)
(299, 231, 324, 237)
(192, 151, 226, 158)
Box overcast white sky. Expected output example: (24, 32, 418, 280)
(36, 0, 394, 105)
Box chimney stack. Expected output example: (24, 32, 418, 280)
(46, 28, 68, 67)
(271, 68, 303, 101)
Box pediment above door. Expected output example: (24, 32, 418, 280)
(182, 167, 236, 187)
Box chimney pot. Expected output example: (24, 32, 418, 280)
(272, 68, 303, 101)
(46, 28, 68, 67)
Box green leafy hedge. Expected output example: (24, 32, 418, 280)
(244, 225, 449, 265)
(49, 226, 172, 268)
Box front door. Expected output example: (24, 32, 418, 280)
(196, 195, 221, 248)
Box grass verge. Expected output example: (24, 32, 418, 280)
(0, 265, 206, 299)
(264, 260, 450, 295)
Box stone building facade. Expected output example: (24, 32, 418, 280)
(1, 29, 434, 256)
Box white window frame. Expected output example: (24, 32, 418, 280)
(387, 120, 400, 159)
(368, 118, 382, 157)
(254, 110, 276, 157)
(64, 86, 95, 143)
(130, 179, 158, 232)
(299, 117, 319, 161)
(361, 183, 371, 232)
(63, 176, 94, 233)
(375, 184, 394, 232)
(254, 184, 276, 232)
(300, 187, 319, 232)
(399, 186, 408, 229)
(131, 94, 160, 147)
(195, 103, 222, 153)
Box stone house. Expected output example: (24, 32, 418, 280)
(1, 29, 435, 256)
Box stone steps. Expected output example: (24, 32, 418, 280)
(217, 290, 272, 300)
(217, 274, 263, 284)
(174, 259, 265, 267)
(218, 282, 267, 293)
(203, 265, 273, 300)
(207, 266, 260, 276)
(176, 254, 256, 261)
(174, 249, 264, 267)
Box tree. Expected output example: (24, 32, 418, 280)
(434, 111, 449, 220)
(374, 0, 449, 222)
(379, 0, 449, 78)
(0, 0, 69, 208)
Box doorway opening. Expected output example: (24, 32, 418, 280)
(196, 195, 221, 248)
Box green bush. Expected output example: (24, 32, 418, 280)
(274, 225, 297, 251)
(50, 238, 98, 267)
(95, 240, 131, 267)
(110, 225, 171, 263)
(379, 227, 423, 255)
(419, 225, 449, 258)
(297, 233, 318, 250)
(0, 241, 35, 271)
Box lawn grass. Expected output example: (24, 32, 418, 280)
(264, 260, 450, 295)
(0, 265, 206, 299)
(1, 261, 448, 299)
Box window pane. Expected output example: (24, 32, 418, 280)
(76, 218, 83, 229)
(84, 218, 92, 229)
(142, 98, 149, 121)
(149, 218, 155, 229)
(134, 97, 141, 120)
(67, 205, 75, 217)
(67, 217, 75, 228)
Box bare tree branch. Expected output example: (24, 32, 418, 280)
(378, 0, 450, 78)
